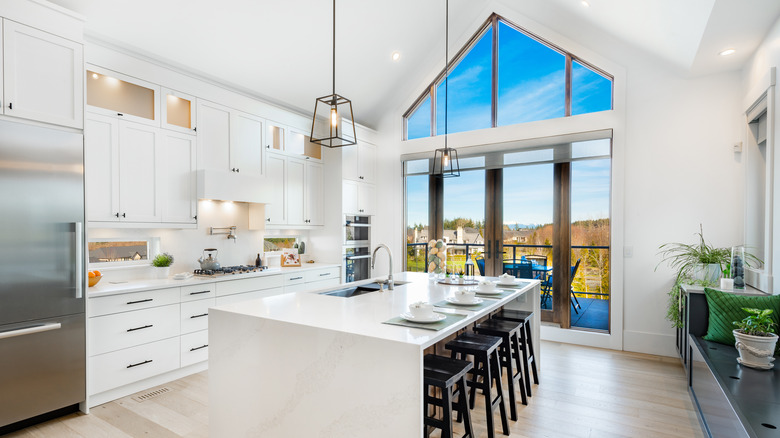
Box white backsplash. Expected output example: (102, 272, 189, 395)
(88, 200, 313, 281)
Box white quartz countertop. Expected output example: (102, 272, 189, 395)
(212, 271, 538, 348)
(87, 263, 341, 298)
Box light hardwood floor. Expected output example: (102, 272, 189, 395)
(4, 341, 704, 438)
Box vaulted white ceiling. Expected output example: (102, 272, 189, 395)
(50, 0, 780, 129)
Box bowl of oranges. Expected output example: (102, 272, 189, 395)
(88, 270, 102, 287)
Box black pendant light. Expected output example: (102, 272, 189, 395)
(310, 0, 357, 148)
(432, 0, 460, 178)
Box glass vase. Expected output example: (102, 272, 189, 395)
(731, 246, 746, 289)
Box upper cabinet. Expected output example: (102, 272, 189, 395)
(162, 88, 197, 134)
(266, 121, 322, 161)
(342, 141, 376, 183)
(86, 66, 160, 126)
(2, 19, 84, 129)
(197, 99, 264, 176)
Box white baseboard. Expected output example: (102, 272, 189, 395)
(622, 330, 677, 357)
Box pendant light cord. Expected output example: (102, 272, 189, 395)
(444, 0, 449, 150)
(332, 0, 336, 97)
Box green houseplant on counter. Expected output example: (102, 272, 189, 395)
(152, 252, 174, 279)
(733, 308, 778, 369)
(656, 225, 759, 328)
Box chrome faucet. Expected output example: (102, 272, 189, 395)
(371, 244, 394, 290)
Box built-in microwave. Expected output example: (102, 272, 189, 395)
(344, 215, 370, 246)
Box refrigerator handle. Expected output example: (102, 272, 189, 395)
(0, 323, 62, 340)
(75, 222, 84, 299)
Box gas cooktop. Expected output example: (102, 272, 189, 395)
(193, 265, 267, 277)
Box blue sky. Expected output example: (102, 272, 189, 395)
(405, 19, 613, 228)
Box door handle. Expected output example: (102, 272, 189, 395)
(495, 239, 502, 260)
(486, 240, 491, 259)
(0, 323, 61, 340)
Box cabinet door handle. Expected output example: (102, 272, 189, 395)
(190, 345, 208, 352)
(319, 273, 330, 276)
(122, 213, 126, 218)
(267, 218, 271, 222)
(117, 113, 123, 117)
(193, 127, 197, 132)
(126, 298, 153, 305)
(290, 276, 303, 281)
(127, 324, 153, 332)
(189, 290, 210, 295)
(127, 359, 152, 369)
(194, 215, 198, 220)
(8, 102, 12, 110)
(115, 213, 120, 218)
(236, 168, 240, 173)
(190, 313, 208, 319)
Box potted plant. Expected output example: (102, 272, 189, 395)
(657, 225, 759, 328)
(732, 308, 778, 370)
(152, 252, 174, 279)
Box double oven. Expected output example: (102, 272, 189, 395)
(343, 215, 371, 283)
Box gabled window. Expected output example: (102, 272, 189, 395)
(404, 14, 613, 140)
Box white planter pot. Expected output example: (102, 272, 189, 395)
(692, 263, 721, 284)
(733, 329, 778, 370)
(153, 266, 171, 280)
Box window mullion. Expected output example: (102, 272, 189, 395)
(565, 54, 572, 117)
(491, 15, 498, 128)
(430, 84, 436, 137)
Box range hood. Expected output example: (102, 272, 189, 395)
(197, 169, 272, 204)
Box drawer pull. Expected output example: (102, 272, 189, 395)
(190, 344, 208, 352)
(127, 359, 153, 369)
(127, 324, 153, 332)
(290, 276, 303, 281)
(127, 298, 153, 305)
(319, 273, 331, 276)
(189, 290, 211, 295)
(190, 313, 208, 319)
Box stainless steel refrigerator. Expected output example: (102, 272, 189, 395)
(0, 119, 86, 429)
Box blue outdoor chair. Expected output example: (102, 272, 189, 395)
(540, 259, 582, 313)
(504, 260, 533, 279)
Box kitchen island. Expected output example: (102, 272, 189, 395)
(209, 271, 540, 437)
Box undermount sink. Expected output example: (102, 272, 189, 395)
(320, 280, 410, 298)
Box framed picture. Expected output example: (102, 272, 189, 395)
(281, 248, 301, 267)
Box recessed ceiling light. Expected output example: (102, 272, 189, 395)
(581, 0, 590, 7)
(92, 73, 98, 79)
(392, 51, 401, 61)
(719, 48, 736, 56)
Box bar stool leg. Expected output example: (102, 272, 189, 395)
(442, 386, 453, 438)
(491, 351, 510, 436)
(511, 333, 528, 405)
(501, 339, 518, 421)
(525, 323, 539, 386)
(457, 374, 474, 438)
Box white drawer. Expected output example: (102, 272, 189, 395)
(91, 287, 180, 317)
(283, 283, 307, 294)
(284, 272, 306, 285)
(180, 330, 209, 367)
(304, 267, 340, 283)
(180, 283, 216, 302)
(308, 278, 341, 291)
(89, 337, 180, 395)
(215, 275, 283, 296)
(214, 289, 282, 307)
(90, 304, 180, 355)
(181, 298, 214, 334)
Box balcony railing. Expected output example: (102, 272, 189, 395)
(406, 242, 610, 300)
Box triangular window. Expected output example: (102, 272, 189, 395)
(404, 14, 613, 140)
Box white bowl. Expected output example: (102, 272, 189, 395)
(454, 289, 476, 302)
(477, 282, 497, 292)
(409, 302, 434, 319)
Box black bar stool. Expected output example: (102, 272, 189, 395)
(423, 354, 475, 438)
(445, 332, 510, 438)
(492, 309, 539, 396)
(474, 319, 527, 421)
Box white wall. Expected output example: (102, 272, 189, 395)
(371, 8, 746, 357)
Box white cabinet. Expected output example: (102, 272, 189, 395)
(306, 161, 324, 225)
(265, 153, 287, 225)
(118, 121, 162, 223)
(86, 113, 197, 226)
(160, 130, 197, 224)
(2, 20, 83, 129)
(287, 158, 305, 225)
(342, 141, 376, 183)
(161, 88, 197, 134)
(197, 100, 264, 176)
(86, 66, 160, 127)
(266, 121, 322, 161)
(343, 180, 375, 215)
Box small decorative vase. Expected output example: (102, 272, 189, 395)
(733, 329, 778, 370)
(720, 278, 734, 289)
(154, 266, 171, 279)
(731, 246, 746, 289)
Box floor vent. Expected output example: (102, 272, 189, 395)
(131, 387, 171, 403)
